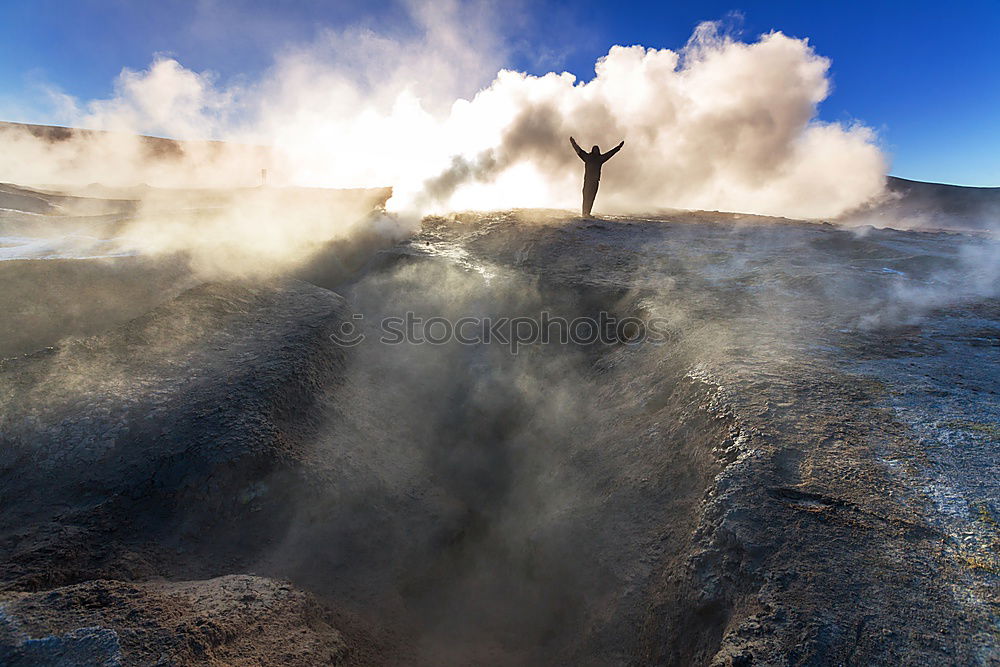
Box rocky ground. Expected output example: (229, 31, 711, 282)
(0, 576, 349, 666)
(0, 190, 997, 664)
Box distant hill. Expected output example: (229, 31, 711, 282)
(0, 120, 268, 160)
(849, 176, 1000, 233)
(0, 120, 277, 187)
(888, 175, 1000, 218)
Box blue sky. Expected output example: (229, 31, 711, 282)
(1, 0, 998, 186)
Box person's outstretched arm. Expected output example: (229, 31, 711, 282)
(569, 136, 587, 161)
(601, 140, 625, 163)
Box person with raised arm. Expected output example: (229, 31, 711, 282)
(570, 136, 624, 217)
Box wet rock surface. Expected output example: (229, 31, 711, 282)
(0, 207, 998, 665)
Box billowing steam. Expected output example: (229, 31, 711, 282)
(396, 22, 887, 218)
(1, 8, 886, 222)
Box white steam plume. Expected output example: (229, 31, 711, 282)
(1, 9, 887, 222)
(394, 22, 887, 218)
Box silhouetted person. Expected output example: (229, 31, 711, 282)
(570, 136, 624, 217)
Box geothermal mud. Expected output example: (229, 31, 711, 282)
(0, 193, 998, 664)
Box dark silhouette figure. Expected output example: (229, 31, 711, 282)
(570, 136, 624, 217)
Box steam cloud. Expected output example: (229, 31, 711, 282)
(401, 22, 887, 219)
(1, 8, 887, 223)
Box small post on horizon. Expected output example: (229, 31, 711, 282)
(260, 168, 268, 187)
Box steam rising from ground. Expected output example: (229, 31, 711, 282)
(401, 22, 886, 218)
(2, 9, 886, 225)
